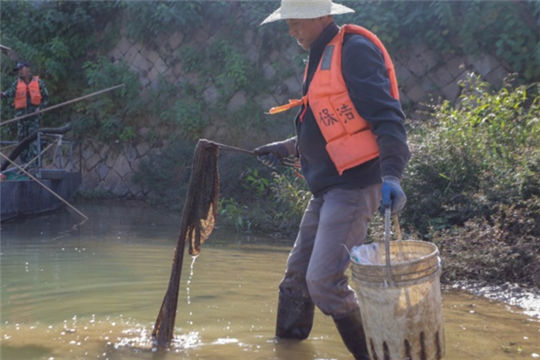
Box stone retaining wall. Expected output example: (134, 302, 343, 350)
(77, 140, 147, 198)
(108, 32, 509, 105)
(393, 44, 509, 105)
(78, 31, 510, 197)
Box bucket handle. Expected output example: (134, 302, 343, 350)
(393, 213, 402, 241)
(383, 209, 404, 286)
(384, 208, 394, 286)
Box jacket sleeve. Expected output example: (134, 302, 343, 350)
(2, 80, 18, 98)
(39, 79, 49, 108)
(342, 34, 410, 179)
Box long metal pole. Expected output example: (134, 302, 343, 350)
(206, 140, 255, 156)
(0, 151, 88, 221)
(0, 84, 124, 127)
(384, 208, 394, 287)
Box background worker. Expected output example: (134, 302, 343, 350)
(253, 1, 410, 359)
(1, 61, 49, 165)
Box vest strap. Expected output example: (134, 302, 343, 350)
(267, 97, 306, 115)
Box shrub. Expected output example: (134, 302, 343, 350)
(133, 139, 196, 209)
(219, 197, 252, 233)
(401, 73, 539, 286)
(403, 73, 539, 236)
(217, 166, 310, 236)
(270, 170, 311, 231)
(74, 58, 142, 143)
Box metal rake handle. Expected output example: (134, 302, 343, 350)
(384, 208, 394, 286)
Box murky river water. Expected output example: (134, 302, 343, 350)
(1, 201, 539, 359)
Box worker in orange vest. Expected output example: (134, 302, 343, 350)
(1, 61, 49, 165)
(253, 1, 410, 359)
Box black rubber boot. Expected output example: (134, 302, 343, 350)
(333, 308, 370, 360)
(275, 290, 315, 340)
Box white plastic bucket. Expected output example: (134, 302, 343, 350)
(351, 240, 445, 360)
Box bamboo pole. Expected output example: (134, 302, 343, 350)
(0, 151, 88, 221)
(0, 84, 124, 127)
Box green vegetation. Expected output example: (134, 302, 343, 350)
(218, 167, 310, 235)
(404, 74, 538, 235)
(75, 58, 143, 143)
(0, 1, 120, 116)
(403, 74, 539, 285)
(342, 1, 540, 81)
(123, 2, 203, 44)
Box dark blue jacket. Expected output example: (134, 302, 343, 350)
(295, 22, 410, 196)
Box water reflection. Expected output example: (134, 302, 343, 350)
(1, 201, 539, 359)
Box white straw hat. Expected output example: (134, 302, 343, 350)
(261, 0, 355, 25)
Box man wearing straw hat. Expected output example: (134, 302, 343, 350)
(254, 1, 410, 358)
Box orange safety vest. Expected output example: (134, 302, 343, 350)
(14, 76, 42, 110)
(268, 25, 400, 175)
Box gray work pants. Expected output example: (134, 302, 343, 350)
(279, 184, 381, 317)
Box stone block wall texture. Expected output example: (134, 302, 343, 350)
(76, 140, 148, 198)
(78, 30, 509, 197)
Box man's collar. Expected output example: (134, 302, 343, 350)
(310, 22, 339, 56)
(18, 75, 33, 82)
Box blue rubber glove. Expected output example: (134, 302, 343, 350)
(254, 139, 295, 170)
(381, 176, 406, 214)
(258, 153, 280, 169)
